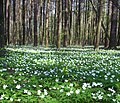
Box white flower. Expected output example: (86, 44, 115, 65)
(107, 94, 111, 97)
(53, 87, 56, 89)
(33, 85, 36, 87)
(18, 78, 21, 81)
(10, 98, 13, 101)
(40, 94, 45, 98)
(61, 86, 64, 88)
(24, 89, 28, 94)
(60, 89, 64, 92)
(108, 88, 116, 93)
(107, 72, 111, 76)
(70, 90, 74, 94)
(112, 99, 116, 102)
(39, 85, 43, 87)
(69, 83, 73, 87)
(92, 82, 97, 87)
(44, 89, 48, 95)
(66, 92, 71, 96)
(111, 75, 115, 78)
(82, 83, 89, 90)
(44, 91, 48, 95)
(0, 94, 5, 100)
(93, 96, 97, 99)
(3, 85, 8, 89)
(75, 89, 80, 94)
(98, 95, 103, 100)
(37, 90, 41, 95)
(55, 79, 59, 82)
(27, 91, 31, 95)
(17, 99, 21, 102)
(16, 85, 21, 89)
(13, 80, 17, 83)
(65, 80, 68, 82)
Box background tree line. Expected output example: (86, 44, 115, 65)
(0, 0, 120, 50)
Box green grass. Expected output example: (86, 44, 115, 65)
(0, 46, 120, 103)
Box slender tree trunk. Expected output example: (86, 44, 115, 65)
(41, 0, 45, 46)
(28, 0, 33, 44)
(22, 0, 25, 45)
(6, 0, 10, 45)
(0, 0, 4, 48)
(39, 0, 42, 45)
(5, 0, 9, 45)
(56, 0, 61, 48)
(117, 9, 120, 46)
(7, 0, 10, 45)
(69, 0, 73, 45)
(34, 0, 38, 46)
(53, 0, 57, 45)
(109, 0, 118, 49)
(45, 0, 50, 48)
(75, 0, 78, 45)
(94, 0, 103, 50)
(18, 0, 22, 45)
(13, 0, 16, 45)
(63, 0, 69, 47)
(78, 0, 81, 45)
(84, 0, 89, 46)
(104, 0, 112, 48)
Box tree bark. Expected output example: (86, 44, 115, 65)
(34, 0, 38, 46)
(56, 0, 61, 48)
(45, 0, 50, 48)
(94, 0, 103, 50)
(63, 0, 69, 47)
(104, 0, 112, 48)
(22, 0, 25, 45)
(117, 9, 120, 46)
(0, 0, 4, 48)
(109, 0, 118, 49)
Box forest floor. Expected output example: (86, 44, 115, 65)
(0, 46, 120, 103)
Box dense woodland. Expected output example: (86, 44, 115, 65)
(0, 0, 120, 102)
(0, 0, 120, 49)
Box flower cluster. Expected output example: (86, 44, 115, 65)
(0, 47, 119, 102)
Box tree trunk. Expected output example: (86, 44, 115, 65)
(28, 0, 33, 44)
(117, 9, 120, 46)
(68, 0, 73, 45)
(0, 0, 4, 48)
(94, 0, 103, 50)
(34, 0, 38, 46)
(63, 0, 69, 47)
(56, 0, 61, 48)
(22, 0, 25, 45)
(5, 0, 9, 45)
(109, 0, 118, 49)
(13, 0, 17, 45)
(41, 0, 45, 46)
(104, 0, 112, 48)
(39, 0, 42, 45)
(45, 0, 50, 48)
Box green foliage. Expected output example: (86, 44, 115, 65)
(0, 47, 120, 103)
